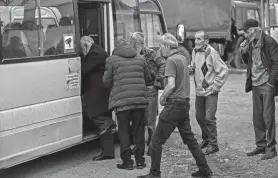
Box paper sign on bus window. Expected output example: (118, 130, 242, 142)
(63, 34, 74, 53)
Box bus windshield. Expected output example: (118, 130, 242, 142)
(0, 0, 76, 60)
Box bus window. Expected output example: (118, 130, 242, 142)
(41, 0, 75, 56)
(0, 0, 76, 60)
(139, 0, 164, 48)
(140, 14, 162, 47)
(112, 0, 141, 43)
(236, 8, 243, 27)
(247, 9, 259, 21)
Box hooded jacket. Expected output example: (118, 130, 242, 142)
(102, 41, 151, 111)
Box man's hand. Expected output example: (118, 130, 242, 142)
(211, 88, 219, 95)
(160, 96, 166, 106)
(240, 40, 248, 48)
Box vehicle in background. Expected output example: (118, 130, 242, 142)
(159, 0, 260, 65)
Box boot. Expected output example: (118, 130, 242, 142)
(246, 147, 265, 157)
(199, 140, 209, 149)
(191, 166, 212, 177)
(204, 145, 219, 155)
(117, 162, 134, 170)
(118, 149, 134, 170)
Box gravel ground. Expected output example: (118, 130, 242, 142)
(1, 73, 277, 178)
(158, 74, 278, 178)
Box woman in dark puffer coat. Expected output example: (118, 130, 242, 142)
(103, 39, 151, 170)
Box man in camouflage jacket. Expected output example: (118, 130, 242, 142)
(130, 32, 165, 152)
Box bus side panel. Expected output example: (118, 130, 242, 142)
(0, 114, 82, 169)
(0, 96, 81, 131)
(0, 57, 82, 169)
(0, 58, 81, 111)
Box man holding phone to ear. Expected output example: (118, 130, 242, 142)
(240, 19, 278, 160)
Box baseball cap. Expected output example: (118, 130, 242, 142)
(239, 19, 259, 31)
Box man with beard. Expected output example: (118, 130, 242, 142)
(240, 19, 278, 160)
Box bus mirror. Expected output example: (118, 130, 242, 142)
(177, 24, 185, 43)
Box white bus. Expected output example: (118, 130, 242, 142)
(0, 0, 167, 169)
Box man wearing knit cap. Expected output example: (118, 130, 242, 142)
(240, 19, 278, 160)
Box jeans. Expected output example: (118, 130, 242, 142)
(252, 83, 276, 153)
(149, 99, 208, 176)
(145, 86, 158, 144)
(195, 94, 219, 147)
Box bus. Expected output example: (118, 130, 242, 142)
(0, 0, 167, 169)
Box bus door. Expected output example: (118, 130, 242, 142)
(78, 3, 104, 48)
(78, 1, 111, 141)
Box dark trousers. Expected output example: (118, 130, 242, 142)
(252, 83, 276, 153)
(100, 131, 115, 156)
(116, 109, 145, 164)
(195, 94, 218, 147)
(150, 99, 208, 176)
(92, 115, 115, 157)
(145, 86, 159, 142)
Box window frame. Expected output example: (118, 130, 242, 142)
(138, 0, 167, 34)
(112, 0, 142, 43)
(247, 9, 260, 21)
(138, 0, 166, 49)
(0, 0, 80, 65)
(140, 13, 163, 48)
(111, 0, 167, 48)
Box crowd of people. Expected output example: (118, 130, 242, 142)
(80, 18, 277, 178)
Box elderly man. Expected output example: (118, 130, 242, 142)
(80, 36, 115, 161)
(130, 32, 165, 151)
(190, 30, 228, 155)
(137, 33, 212, 178)
(240, 19, 278, 160)
(103, 39, 151, 170)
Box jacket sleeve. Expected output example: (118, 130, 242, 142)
(83, 49, 109, 74)
(143, 59, 152, 84)
(267, 37, 278, 86)
(155, 56, 166, 77)
(211, 51, 229, 91)
(102, 57, 113, 88)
